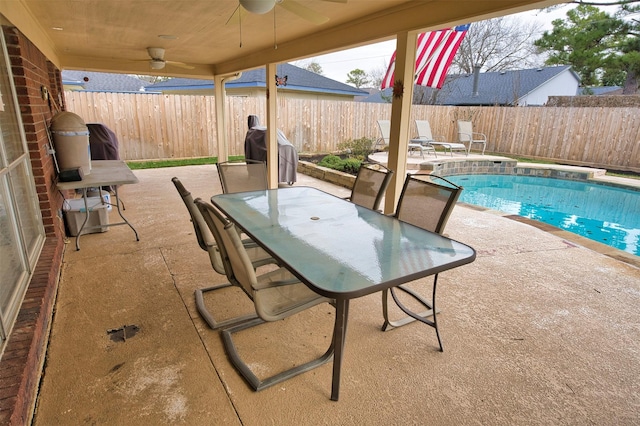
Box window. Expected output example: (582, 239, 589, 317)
(0, 29, 45, 348)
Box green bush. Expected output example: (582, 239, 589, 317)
(317, 155, 362, 175)
(339, 158, 362, 174)
(317, 154, 343, 168)
(337, 137, 374, 159)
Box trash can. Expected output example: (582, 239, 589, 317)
(51, 111, 91, 175)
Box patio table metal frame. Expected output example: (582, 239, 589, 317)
(211, 186, 476, 400)
(56, 160, 140, 250)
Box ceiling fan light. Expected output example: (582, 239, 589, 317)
(149, 59, 165, 70)
(239, 0, 276, 14)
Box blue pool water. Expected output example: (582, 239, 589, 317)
(446, 174, 640, 256)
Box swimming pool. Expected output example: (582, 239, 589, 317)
(446, 174, 640, 256)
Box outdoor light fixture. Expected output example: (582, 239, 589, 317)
(149, 59, 165, 70)
(239, 0, 276, 14)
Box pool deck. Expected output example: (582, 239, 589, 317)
(31, 164, 640, 425)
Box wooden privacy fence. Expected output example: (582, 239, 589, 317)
(65, 91, 640, 172)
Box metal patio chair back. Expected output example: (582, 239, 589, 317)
(394, 173, 462, 234)
(217, 159, 268, 194)
(194, 198, 335, 392)
(347, 163, 394, 212)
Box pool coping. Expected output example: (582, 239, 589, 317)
(459, 202, 640, 269)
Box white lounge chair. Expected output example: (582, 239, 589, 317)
(376, 119, 436, 159)
(415, 120, 468, 156)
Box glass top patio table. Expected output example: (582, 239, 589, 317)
(211, 186, 476, 400)
(212, 186, 475, 298)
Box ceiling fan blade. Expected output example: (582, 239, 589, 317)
(166, 61, 195, 70)
(278, 0, 329, 25)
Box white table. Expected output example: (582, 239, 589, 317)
(56, 160, 139, 250)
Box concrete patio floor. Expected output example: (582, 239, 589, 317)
(33, 164, 640, 425)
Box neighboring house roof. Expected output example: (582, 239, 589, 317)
(146, 63, 368, 97)
(579, 86, 622, 95)
(360, 66, 580, 106)
(62, 70, 153, 93)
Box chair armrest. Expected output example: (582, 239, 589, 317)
(472, 132, 487, 141)
(253, 268, 302, 291)
(458, 132, 472, 143)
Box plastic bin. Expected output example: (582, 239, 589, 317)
(63, 196, 109, 236)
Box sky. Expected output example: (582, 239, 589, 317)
(291, 5, 579, 84)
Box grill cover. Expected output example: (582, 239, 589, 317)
(244, 115, 298, 184)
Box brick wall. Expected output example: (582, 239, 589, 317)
(0, 26, 66, 425)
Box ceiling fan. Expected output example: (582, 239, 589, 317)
(144, 47, 194, 70)
(229, 0, 347, 26)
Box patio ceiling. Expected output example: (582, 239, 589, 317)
(2, 0, 565, 78)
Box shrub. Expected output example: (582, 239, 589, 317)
(317, 155, 362, 175)
(338, 158, 362, 174)
(337, 137, 375, 159)
(317, 154, 343, 168)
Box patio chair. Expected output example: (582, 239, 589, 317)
(171, 177, 275, 329)
(457, 120, 487, 155)
(382, 173, 463, 351)
(415, 120, 468, 156)
(194, 198, 336, 391)
(376, 119, 434, 158)
(344, 163, 394, 212)
(374, 119, 390, 150)
(217, 159, 268, 194)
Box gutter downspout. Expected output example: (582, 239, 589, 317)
(214, 72, 242, 163)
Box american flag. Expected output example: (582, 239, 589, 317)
(380, 24, 470, 90)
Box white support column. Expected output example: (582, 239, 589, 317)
(265, 63, 278, 189)
(214, 74, 228, 163)
(383, 31, 417, 214)
(214, 72, 242, 163)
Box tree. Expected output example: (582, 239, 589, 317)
(345, 69, 370, 88)
(367, 64, 388, 89)
(452, 16, 545, 73)
(302, 61, 324, 75)
(534, 3, 640, 93)
(135, 74, 171, 84)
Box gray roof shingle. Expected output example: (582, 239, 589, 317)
(62, 71, 152, 93)
(360, 66, 579, 105)
(146, 63, 367, 96)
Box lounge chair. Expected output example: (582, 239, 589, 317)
(381, 173, 463, 351)
(376, 119, 436, 158)
(457, 120, 487, 155)
(414, 120, 467, 156)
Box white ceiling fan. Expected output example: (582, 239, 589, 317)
(144, 47, 194, 70)
(229, 0, 347, 26)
